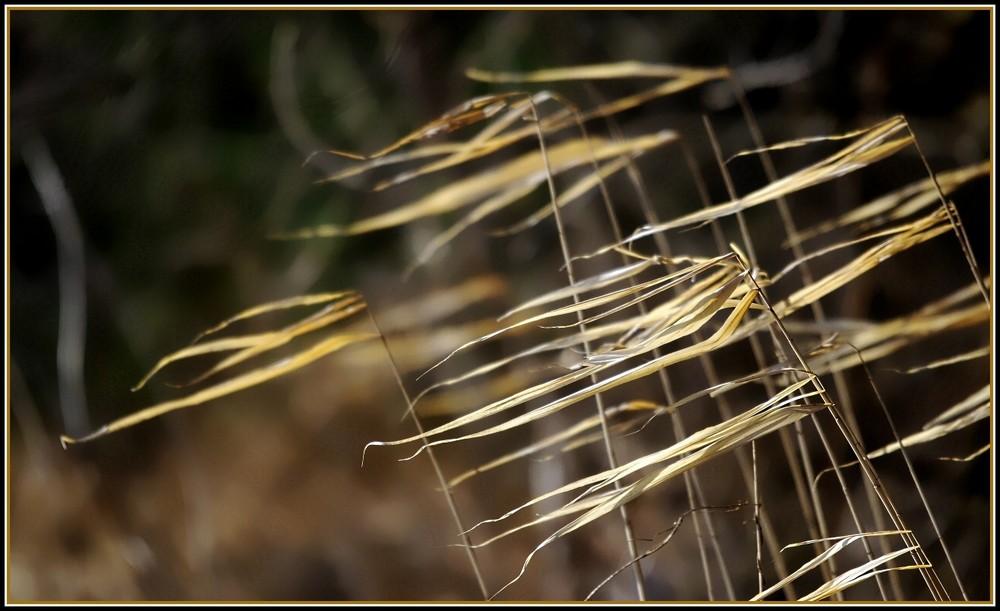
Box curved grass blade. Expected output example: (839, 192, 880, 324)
(369, 287, 757, 463)
(786, 161, 991, 247)
(587, 504, 748, 601)
(773, 208, 951, 318)
(805, 302, 988, 376)
(799, 547, 927, 602)
(446, 401, 656, 488)
(500, 252, 737, 321)
(131, 292, 364, 391)
(185, 300, 366, 388)
(866, 385, 989, 461)
(464, 376, 821, 544)
(61, 331, 378, 447)
(375, 274, 509, 333)
(895, 346, 990, 373)
(467, 61, 731, 83)
(751, 530, 912, 601)
(419, 255, 741, 388)
(620, 116, 914, 244)
(448, 364, 818, 490)
(313, 64, 728, 196)
(489, 381, 827, 598)
(325, 93, 521, 162)
(277, 132, 677, 241)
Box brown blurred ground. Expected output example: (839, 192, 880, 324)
(7, 9, 992, 601)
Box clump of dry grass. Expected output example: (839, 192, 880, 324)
(60, 60, 990, 602)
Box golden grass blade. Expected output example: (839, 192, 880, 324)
(780, 275, 988, 344)
(60, 331, 378, 447)
(579, 270, 748, 366)
(413, 369, 542, 419)
(403, 136, 666, 271)
(130, 334, 282, 392)
(554, 413, 649, 453)
(413, 326, 596, 403)
(490, 153, 648, 239)
(464, 66, 727, 163)
(420, 256, 740, 385)
(490, 381, 826, 598)
(575, 75, 732, 130)
(189, 291, 359, 343)
(467, 61, 730, 83)
(182, 299, 367, 387)
(376, 320, 512, 378)
(405, 183, 536, 273)
(278, 132, 677, 241)
(492, 265, 745, 385)
(805, 302, 988, 375)
(622, 117, 913, 243)
(752, 530, 911, 601)
(768, 225, 921, 286)
(786, 161, 991, 247)
(940, 445, 990, 462)
(586, 504, 748, 601)
(417, 292, 625, 381)
(328, 93, 520, 161)
(450, 361, 815, 490)
(798, 547, 926, 602)
(558, 389, 825, 534)
(368, 93, 558, 192)
(309, 142, 466, 186)
(375, 274, 508, 333)
(411, 270, 733, 400)
(314, 93, 589, 196)
(725, 123, 896, 164)
(310, 65, 724, 197)
(896, 346, 990, 373)
(502, 258, 656, 318)
(766, 260, 984, 388)
(351, 67, 722, 195)
(924, 385, 990, 429)
(371, 287, 757, 466)
(132, 292, 362, 390)
(446, 401, 656, 488)
(501, 252, 735, 321)
(469, 491, 614, 552)
(412, 293, 716, 405)
(860, 386, 991, 463)
(773, 209, 951, 318)
(814, 385, 989, 488)
(549, 267, 745, 336)
(384, 360, 599, 458)
(451, 363, 817, 490)
(467, 377, 820, 544)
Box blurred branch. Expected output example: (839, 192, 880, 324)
(269, 21, 338, 176)
(702, 11, 844, 109)
(10, 68, 132, 138)
(22, 130, 91, 438)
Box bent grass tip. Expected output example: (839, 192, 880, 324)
(60, 426, 110, 448)
(60, 294, 376, 449)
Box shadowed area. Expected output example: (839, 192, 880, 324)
(8, 9, 991, 602)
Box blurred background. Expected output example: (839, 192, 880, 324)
(7, 9, 992, 601)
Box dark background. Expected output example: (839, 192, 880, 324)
(7, 9, 992, 601)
